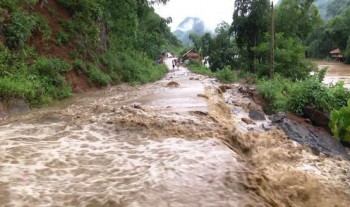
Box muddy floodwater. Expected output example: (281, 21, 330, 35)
(0, 59, 349, 207)
(316, 60, 350, 88)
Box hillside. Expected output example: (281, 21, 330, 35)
(173, 17, 207, 45)
(0, 0, 180, 107)
(277, 0, 350, 19)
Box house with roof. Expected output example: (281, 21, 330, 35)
(330, 48, 344, 62)
(182, 49, 201, 64)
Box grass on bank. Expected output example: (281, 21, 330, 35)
(187, 62, 239, 83)
(188, 61, 350, 142)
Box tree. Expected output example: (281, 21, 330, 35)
(345, 35, 350, 64)
(327, 0, 350, 18)
(275, 0, 322, 40)
(209, 22, 236, 70)
(231, 0, 270, 71)
(325, 8, 350, 50)
(253, 33, 314, 80)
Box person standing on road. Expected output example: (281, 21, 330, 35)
(176, 59, 180, 70)
(172, 59, 175, 70)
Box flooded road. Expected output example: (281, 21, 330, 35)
(0, 60, 263, 206)
(0, 59, 349, 207)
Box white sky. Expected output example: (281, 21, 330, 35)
(154, 0, 278, 31)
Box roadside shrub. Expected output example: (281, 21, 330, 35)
(0, 43, 10, 73)
(33, 57, 71, 76)
(287, 77, 331, 115)
(36, 15, 51, 40)
(0, 75, 35, 101)
(214, 66, 237, 83)
(117, 52, 167, 84)
(187, 62, 213, 77)
(87, 64, 111, 86)
(98, 52, 121, 84)
(329, 82, 350, 110)
(73, 59, 87, 75)
(56, 30, 69, 46)
(31, 57, 72, 101)
(257, 75, 293, 112)
(4, 11, 37, 49)
(329, 99, 350, 142)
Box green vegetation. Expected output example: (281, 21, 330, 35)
(180, 0, 350, 143)
(0, 0, 180, 106)
(330, 99, 350, 142)
(187, 63, 238, 83)
(306, 0, 350, 61)
(257, 73, 350, 115)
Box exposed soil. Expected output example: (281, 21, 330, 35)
(64, 70, 93, 93)
(31, 0, 73, 62)
(30, 0, 92, 92)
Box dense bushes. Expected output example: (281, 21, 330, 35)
(116, 52, 168, 84)
(257, 75, 293, 112)
(257, 74, 350, 115)
(214, 66, 238, 83)
(187, 63, 239, 83)
(330, 99, 350, 142)
(253, 33, 316, 80)
(87, 64, 111, 86)
(3, 11, 37, 49)
(0, 1, 179, 107)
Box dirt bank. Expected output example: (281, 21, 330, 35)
(220, 83, 350, 207)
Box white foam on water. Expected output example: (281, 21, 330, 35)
(0, 119, 248, 207)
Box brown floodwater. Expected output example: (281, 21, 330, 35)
(315, 60, 350, 88)
(0, 59, 349, 207)
(0, 59, 263, 207)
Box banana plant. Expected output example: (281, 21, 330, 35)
(330, 99, 350, 142)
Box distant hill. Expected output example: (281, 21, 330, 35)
(173, 17, 207, 45)
(315, 0, 330, 19)
(276, 0, 350, 20)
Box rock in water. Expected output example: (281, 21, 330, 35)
(279, 115, 350, 160)
(249, 109, 266, 121)
(303, 106, 331, 132)
(8, 99, 30, 117)
(167, 81, 180, 87)
(241, 118, 256, 125)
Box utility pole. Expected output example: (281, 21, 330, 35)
(270, 1, 275, 79)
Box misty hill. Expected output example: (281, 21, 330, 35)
(173, 17, 207, 45)
(276, 0, 350, 20)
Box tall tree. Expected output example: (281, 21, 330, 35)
(275, 0, 322, 40)
(346, 35, 350, 64)
(231, 0, 270, 71)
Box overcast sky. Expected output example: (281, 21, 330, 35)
(154, 0, 278, 31)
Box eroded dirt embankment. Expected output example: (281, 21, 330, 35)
(0, 58, 349, 206)
(216, 82, 350, 207)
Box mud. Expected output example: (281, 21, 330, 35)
(0, 59, 349, 206)
(315, 60, 350, 88)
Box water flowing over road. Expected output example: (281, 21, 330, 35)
(0, 59, 264, 206)
(0, 59, 349, 207)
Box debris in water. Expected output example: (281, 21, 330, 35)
(166, 81, 180, 87)
(197, 94, 209, 99)
(241, 117, 256, 125)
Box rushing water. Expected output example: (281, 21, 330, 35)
(1, 59, 349, 207)
(0, 120, 248, 206)
(0, 60, 260, 207)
